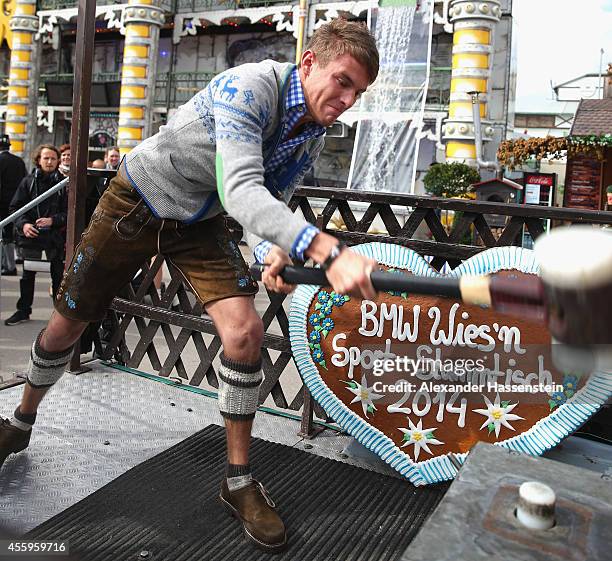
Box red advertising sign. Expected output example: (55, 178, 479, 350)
(523, 172, 556, 206)
(524, 173, 553, 187)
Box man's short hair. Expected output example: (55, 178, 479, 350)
(32, 144, 60, 166)
(304, 18, 379, 84)
(59, 143, 70, 154)
(0, 134, 10, 149)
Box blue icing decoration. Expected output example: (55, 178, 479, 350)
(317, 291, 330, 304)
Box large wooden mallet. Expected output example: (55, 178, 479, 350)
(250, 262, 546, 320)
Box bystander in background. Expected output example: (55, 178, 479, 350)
(104, 147, 120, 170)
(58, 144, 70, 178)
(4, 144, 67, 326)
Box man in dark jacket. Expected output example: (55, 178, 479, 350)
(4, 144, 67, 326)
(0, 134, 27, 275)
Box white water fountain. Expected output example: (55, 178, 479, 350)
(347, 1, 434, 194)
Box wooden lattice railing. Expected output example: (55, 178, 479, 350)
(93, 187, 612, 434)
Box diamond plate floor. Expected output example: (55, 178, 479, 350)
(0, 362, 400, 535)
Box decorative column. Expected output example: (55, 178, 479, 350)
(117, 0, 164, 153)
(6, 0, 40, 159)
(442, 0, 501, 165)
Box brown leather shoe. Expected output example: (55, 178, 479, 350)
(219, 479, 287, 553)
(0, 418, 31, 468)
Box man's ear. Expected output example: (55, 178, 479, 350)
(300, 50, 315, 76)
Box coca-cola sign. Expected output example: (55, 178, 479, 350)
(524, 173, 554, 187)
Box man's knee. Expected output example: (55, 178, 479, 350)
(219, 313, 264, 355)
(42, 311, 88, 352)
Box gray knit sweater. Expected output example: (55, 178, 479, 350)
(124, 60, 325, 254)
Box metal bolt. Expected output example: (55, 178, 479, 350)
(170, 402, 176, 407)
(516, 481, 556, 530)
(139, 551, 149, 559)
(304, 443, 313, 450)
(187, 408, 193, 412)
(601, 473, 611, 481)
(103, 440, 110, 446)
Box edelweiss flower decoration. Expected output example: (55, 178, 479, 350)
(344, 374, 384, 418)
(398, 418, 444, 461)
(473, 393, 524, 438)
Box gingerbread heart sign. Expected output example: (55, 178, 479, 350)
(289, 243, 611, 485)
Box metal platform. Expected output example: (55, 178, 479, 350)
(0, 362, 402, 535)
(403, 442, 612, 561)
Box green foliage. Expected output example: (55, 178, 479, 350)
(571, 133, 612, 148)
(423, 162, 481, 198)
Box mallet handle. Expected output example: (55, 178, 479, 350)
(250, 264, 547, 322)
(250, 264, 463, 298)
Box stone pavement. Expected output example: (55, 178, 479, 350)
(0, 265, 52, 381)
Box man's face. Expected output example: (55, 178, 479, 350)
(106, 149, 120, 168)
(607, 192, 612, 206)
(39, 148, 58, 173)
(300, 51, 371, 127)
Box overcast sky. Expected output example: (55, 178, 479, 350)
(513, 0, 612, 110)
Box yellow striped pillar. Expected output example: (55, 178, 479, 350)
(442, 0, 501, 164)
(118, 0, 164, 153)
(6, 0, 40, 158)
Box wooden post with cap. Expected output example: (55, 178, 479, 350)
(65, 0, 96, 373)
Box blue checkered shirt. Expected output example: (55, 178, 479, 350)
(254, 67, 325, 264)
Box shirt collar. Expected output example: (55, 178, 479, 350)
(285, 66, 325, 136)
(286, 66, 307, 112)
